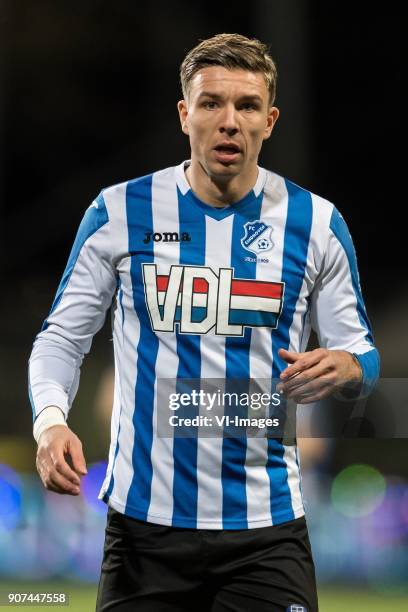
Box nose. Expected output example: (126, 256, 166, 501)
(219, 103, 239, 136)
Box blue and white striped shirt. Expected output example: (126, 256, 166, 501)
(29, 160, 380, 529)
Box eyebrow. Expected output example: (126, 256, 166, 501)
(197, 91, 263, 103)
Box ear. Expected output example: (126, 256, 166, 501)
(177, 99, 189, 135)
(263, 106, 279, 141)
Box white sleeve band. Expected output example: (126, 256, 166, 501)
(33, 405, 68, 443)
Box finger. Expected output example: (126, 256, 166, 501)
(288, 375, 332, 397)
(295, 383, 334, 404)
(49, 448, 81, 486)
(47, 468, 81, 495)
(288, 379, 333, 403)
(278, 348, 308, 368)
(278, 349, 304, 382)
(36, 448, 80, 495)
(45, 481, 81, 496)
(278, 348, 303, 365)
(68, 438, 87, 476)
(280, 349, 326, 380)
(279, 362, 332, 394)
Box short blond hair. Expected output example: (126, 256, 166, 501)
(180, 33, 278, 105)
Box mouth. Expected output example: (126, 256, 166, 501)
(213, 142, 242, 163)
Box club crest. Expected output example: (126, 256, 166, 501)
(241, 220, 274, 255)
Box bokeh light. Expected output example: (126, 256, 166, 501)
(0, 461, 407, 591)
(81, 461, 108, 515)
(331, 464, 386, 518)
(364, 481, 408, 544)
(0, 463, 22, 530)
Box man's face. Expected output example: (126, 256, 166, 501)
(177, 66, 279, 179)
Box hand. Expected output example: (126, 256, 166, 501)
(36, 425, 87, 495)
(277, 348, 362, 403)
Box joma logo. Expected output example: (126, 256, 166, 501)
(143, 231, 191, 244)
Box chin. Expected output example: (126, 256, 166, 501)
(206, 159, 241, 178)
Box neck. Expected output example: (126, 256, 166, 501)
(185, 159, 258, 207)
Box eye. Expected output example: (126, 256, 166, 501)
(241, 102, 258, 111)
(202, 100, 219, 110)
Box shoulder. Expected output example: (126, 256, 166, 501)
(263, 168, 345, 231)
(98, 166, 177, 201)
(98, 173, 151, 204)
(86, 165, 174, 223)
(277, 172, 335, 214)
(277, 176, 358, 260)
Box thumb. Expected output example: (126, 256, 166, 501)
(67, 437, 87, 476)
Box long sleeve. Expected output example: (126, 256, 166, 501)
(28, 193, 118, 422)
(310, 206, 380, 394)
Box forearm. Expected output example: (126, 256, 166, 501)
(29, 335, 83, 422)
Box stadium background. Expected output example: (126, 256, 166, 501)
(1, 1, 407, 610)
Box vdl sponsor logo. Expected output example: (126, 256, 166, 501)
(142, 263, 284, 336)
(286, 605, 308, 612)
(143, 231, 191, 244)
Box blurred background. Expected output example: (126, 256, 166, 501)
(1, 1, 407, 610)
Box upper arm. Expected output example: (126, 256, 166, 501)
(29, 193, 118, 419)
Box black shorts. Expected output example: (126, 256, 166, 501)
(96, 507, 318, 612)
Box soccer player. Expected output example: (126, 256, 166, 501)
(29, 33, 379, 611)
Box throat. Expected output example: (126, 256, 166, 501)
(185, 162, 255, 208)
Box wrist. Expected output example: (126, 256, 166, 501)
(334, 352, 363, 400)
(349, 352, 363, 383)
(33, 406, 67, 444)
